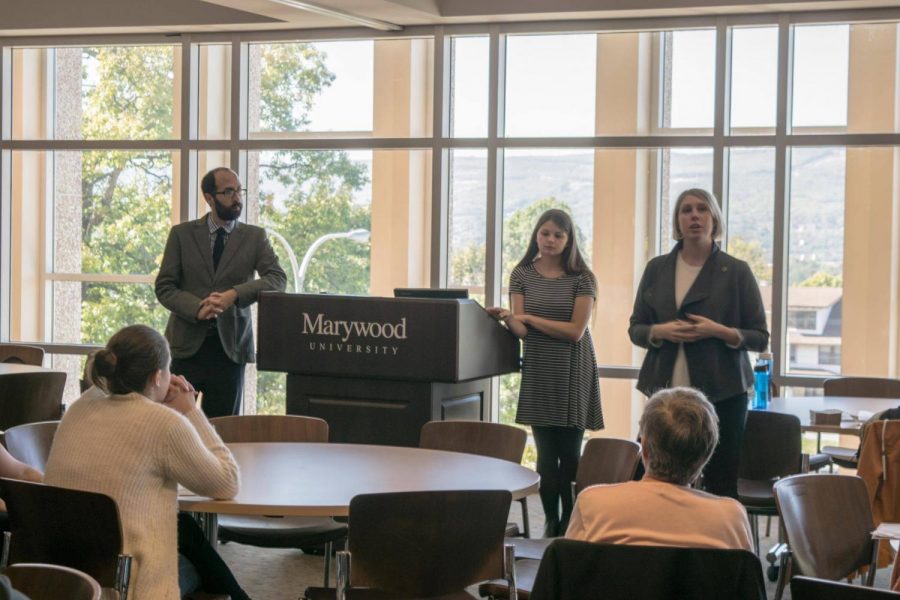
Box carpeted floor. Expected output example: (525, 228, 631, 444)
(215, 493, 895, 600)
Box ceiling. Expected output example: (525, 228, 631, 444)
(0, 0, 897, 37)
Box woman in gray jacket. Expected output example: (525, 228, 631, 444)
(629, 188, 768, 498)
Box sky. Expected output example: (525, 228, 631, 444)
(300, 24, 850, 136)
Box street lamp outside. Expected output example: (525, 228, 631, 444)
(296, 229, 370, 293)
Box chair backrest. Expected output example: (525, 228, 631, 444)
(791, 576, 900, 599)
(0, 478, 124, 588)
(824, 377, 900, 399)
(3, 421, 59, 472)
(347, 489, 511, 597)
(3, 563, 101, 600)
(0, 372, 66, 431)
(529, 539, 766, 600)
(0, 345, 44, 367)
(739, 409, 803, 480)
(774, 474, 876, 581)
(574, 437, 642, 496)
(419, 420, 527, 464)
(210, 414, 328, 443)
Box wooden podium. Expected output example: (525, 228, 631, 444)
(257, 293, 520, 446)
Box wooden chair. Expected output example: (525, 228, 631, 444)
(738, 410, 808, 558)
(210, 415, 345, 587)
(419, 420, 530, 537)
(0, 478, 132, 600)
(774, 474, 879, 600)
(503, 437, 641, 567)
(2, 563, 101, 600)
(791, 576, 900, 599)
(572, 437, 642, 497)
(305, 490, 517, 600)
(212, 414, 329, 443)
(821, 377, 900, 468)
(526, 539, 766, 600)
(0, 371, 66, 431)
(0, 345, 44, 367)
(3, 420, 59, 472)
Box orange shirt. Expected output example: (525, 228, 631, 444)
(566, 479, 753, 551)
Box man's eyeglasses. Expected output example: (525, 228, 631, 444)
(213, 188, 246, 199)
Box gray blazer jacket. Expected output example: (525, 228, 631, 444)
(155, 217, 287, 364)
(628, 242, 769, 402)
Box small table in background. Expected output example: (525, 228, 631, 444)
(765, 396, 900, 437)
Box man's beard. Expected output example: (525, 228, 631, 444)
(214, 198, 242, 221)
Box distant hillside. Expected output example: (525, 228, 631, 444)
(448, 147, 846, 282)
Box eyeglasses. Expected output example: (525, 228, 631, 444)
(213, 188, 246, 199)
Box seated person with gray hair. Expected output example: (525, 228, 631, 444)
(566, 387, 752, 550)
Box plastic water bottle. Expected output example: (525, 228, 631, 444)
(752, 359, 770, 409)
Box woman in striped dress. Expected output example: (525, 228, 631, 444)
(489, 209, 603, 537)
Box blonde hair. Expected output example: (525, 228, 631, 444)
(672, 188, 725, 241)
(639, 387, 719, 485)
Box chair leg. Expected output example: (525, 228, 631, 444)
(323, 541, 333, 588)
(518, 497, 531, 539)
(1, 532, 10, 568)
(750, 514, 760, 556)
(335, 550, 351, 600)
(773, 551, 791, 600)
(504, 543, 517, 600)
(864, 539, 879, 586)
(765, 516, 772, 537)
(193, 511, 218, 547)
(116, 554, 133, 600)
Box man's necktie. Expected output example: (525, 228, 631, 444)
(213, 228, 226, 271)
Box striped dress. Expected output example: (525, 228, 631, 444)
(510, 263, 604, 430)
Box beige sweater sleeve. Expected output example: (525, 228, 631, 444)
(163, 408, 239, 499)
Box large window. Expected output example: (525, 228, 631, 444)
(4, 13, 900, 436)
(8, 46, 181, 399)
(3, 37, 433, 409)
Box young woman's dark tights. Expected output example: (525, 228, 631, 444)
(532, 425, 584, 537)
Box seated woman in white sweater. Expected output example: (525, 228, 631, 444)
(566, 387, 753, 551)
(45, 325, 242, 600)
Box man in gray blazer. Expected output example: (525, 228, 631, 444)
(155, 167, 287, 417)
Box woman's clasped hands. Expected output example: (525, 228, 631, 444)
(162, 374, 199, 415)
(651, 313, 731, 344)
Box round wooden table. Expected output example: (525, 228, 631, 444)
(179, 442, 540, 517)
